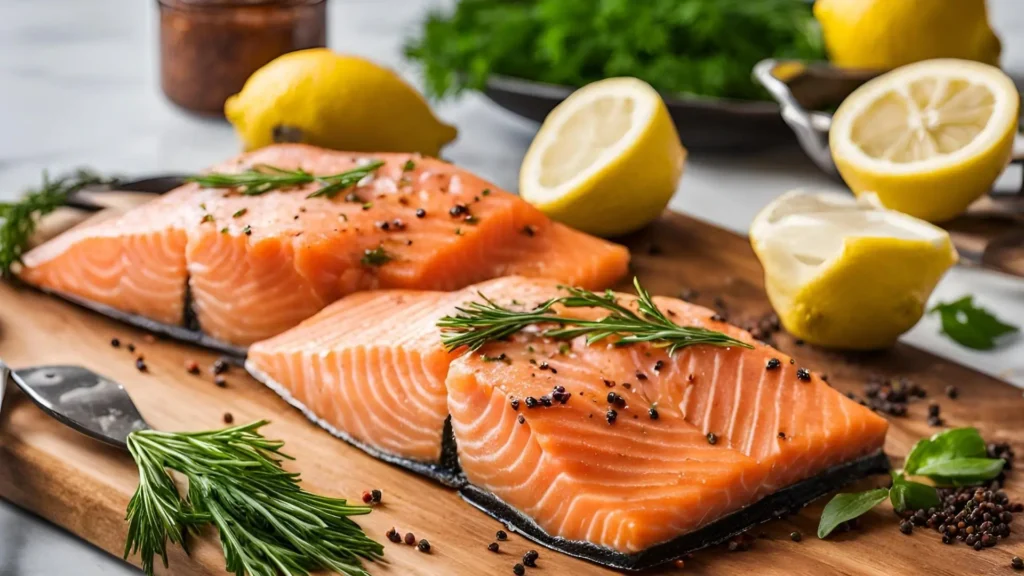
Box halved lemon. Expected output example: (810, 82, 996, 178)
(830, 59, 1019, 222)
(751, 190, 958, 350)
(519, 78, 686, 237)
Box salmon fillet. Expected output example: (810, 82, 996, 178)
(246, 276, 888, 555)
(20, 144, 629, 345)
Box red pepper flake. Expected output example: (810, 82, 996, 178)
(362, 491, 373, 504)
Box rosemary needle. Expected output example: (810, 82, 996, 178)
(189, 161, 385, 199)
(0, 170, 117, 277)
(124, 421, 382, 576)
(438, 277, 753, 353)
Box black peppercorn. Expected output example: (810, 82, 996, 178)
(766, 358, 781, 370)
(796, 368, 811, 381)
(371, 489, 382, 503)
(417, 539, 431, 553)
(524, 396, 538, 408)
(513, 564, 525, 576)
(606, 409, 618, 424)
(387, 528, 401, 543)
(790, 531, 801, 542)
(945, 385, 959, 399)
(1012, 556, 1023, 570)
(110, 338, 121, 348)
(899, 521, 912, 535)
(135, 358, 147, 372)
(488, 542, 499, 553)
(707, 432, 718, 445)
(510, 398, 520, 411)
(496, 530, 508, 541)
(415, 208, 426, 218)
(522, 550, 539, 567)
(649, 407, 659, 420)
(212, 359, 229, 375)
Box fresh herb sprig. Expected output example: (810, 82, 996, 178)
(405, 0, 824, 101)
(189, 161, 385, 199)
(124, 421, 382, 576)
(0, 170, 116, 277)
(437, 277, 753, 353)
(817, 428, 1005, 538)
(930, 295, 1018, 350)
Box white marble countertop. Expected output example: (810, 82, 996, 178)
(2, 1, 1023, 574)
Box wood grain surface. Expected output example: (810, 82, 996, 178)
(0, 210, 1021, 576)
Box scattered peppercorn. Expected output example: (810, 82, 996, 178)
(222, 412, 233, 424)
(127, 344, 136, 353)
(789, 531, 801, 542)
(370, 489, 382, 503)
(649, 407, 659, 420)
(110, 338, 121, 348)
(214, 376, 227, 388)
(417, 539, 430, 553)
(778, 431, 786, 440)
(766, 358, 781, 370)
(796, 368, 811, 382)
(539, 395, 553, 407)
(361, 491, 373, 504)
(899, 521, 912, 535)
(521, 225, 535, 237)
(524, 396, 538, 408)
(653, 360, 664, 372)
(488, 542, 499, 553)
(707, 432, 718, 445)
(386, 528, 401, 543)
(415, 208, 426, 218)
(912, 486, 1019, 551)
(1012, 556, 1023, 570)
(946, 385, 959, 400)
(635, 371, 648, 381)
(405, 533, 416, 545)
(513, 563, 525, 575)
(185, 360, 200, 375)
(449, 203, 468, 217)
(606, 409, 618, 424)
(517, 414, 525, 424)
(496, 530, 508, 541)
(522, 550, 539, 567)
(212, 359, 229, 375)
(510, 398, 520, 411)
(135, 358, 147, 372)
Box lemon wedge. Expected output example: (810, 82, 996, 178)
(751, 190, 958, 350)
(830, 59, 1019, 223)
(519, 78, 686, 237)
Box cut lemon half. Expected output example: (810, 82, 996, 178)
(520, 78, 686, 237)
(751, 190, 958, 350)
(830, 59, 1019, 222)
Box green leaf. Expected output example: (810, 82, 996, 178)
(817, 488, 889, 539)
(889, 473, 940, 513)
(903, 427, 987, 476)
(915, 458, 1006, 485)
(930, 295, 1018, 350)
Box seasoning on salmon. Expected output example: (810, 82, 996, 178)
(246, 276, 889, 567)
(18, 144, 630, 346)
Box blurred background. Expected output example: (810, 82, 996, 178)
(1, 1, 1023, 574)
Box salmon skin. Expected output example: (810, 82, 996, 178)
(246, 276, 890, 569)
(19, 144, 630, 350)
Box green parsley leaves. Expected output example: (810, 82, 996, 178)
(930, 295, 1018, 350)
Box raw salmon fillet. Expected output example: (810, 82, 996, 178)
(247, 276, 888, 556)
(447, 281, 889, 553)
(20, 144, 629, 345)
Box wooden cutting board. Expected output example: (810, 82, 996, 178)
(1, 211, 1022, 576)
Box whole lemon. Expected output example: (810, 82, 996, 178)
(814, 0, 1001, 69)
(225, 49, 457, 155)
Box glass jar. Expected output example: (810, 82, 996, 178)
(158, 0, 327, 116)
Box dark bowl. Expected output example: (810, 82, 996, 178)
(481, 74, 796, 152)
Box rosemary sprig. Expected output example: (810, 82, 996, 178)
(189, 161, 385, 199)
(0, 170, 116, 277)
(438, 277, 753, 353)
(124, 421, 382, 576)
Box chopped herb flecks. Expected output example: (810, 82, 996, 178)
(361, 245, 392, 266)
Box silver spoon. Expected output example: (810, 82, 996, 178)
(0, 359, 148, 449)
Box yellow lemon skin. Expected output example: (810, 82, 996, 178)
(814, 0, 1001, 69)
(831, 101, 1017, 224)
(524, 94, 685, 237)
(756, 236, 958, 350)
(225, 49, 457, 156)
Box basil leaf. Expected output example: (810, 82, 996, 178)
(903, 427, 987, 475)
(930, 295, 1019, 350)
(889, 473, 940, 513)
(915, 458, 1006, 485)
(818, 488, 889, 539)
